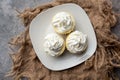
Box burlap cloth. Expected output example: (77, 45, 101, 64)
(8, 0, 120, 80)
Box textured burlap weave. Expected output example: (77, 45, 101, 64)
(8, 0, 120, 80)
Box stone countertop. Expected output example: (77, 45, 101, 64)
(0, 0, 119, 80)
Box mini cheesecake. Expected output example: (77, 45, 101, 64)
(44, 33, 65, 56)
(66, 31, 87, 54)
(52, 12, 75, 34)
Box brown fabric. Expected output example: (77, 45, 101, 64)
(8, 0, 120, 80)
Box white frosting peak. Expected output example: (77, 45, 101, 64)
(66, 31, 87, 53)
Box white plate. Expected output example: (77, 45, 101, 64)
(29, 3, 97, 71)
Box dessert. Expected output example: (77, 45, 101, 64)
(44, 33, 65, 56)
(66, 31, 87, 54)
(52, 12, 75, 34)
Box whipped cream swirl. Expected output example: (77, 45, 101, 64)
(52, 12, 74, 34)
(66, 31, 87, 54)
(44, 33, 65, 56)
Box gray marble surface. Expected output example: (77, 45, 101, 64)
(0, 0, 119, 80)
